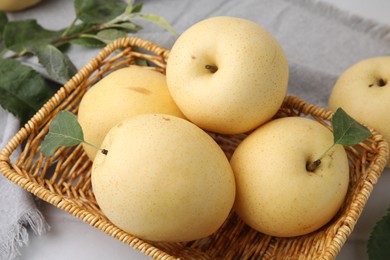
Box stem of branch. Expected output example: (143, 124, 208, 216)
(61, 17, 79, 37)
(5, 48, 30, 59)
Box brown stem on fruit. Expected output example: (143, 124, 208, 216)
(377, 78, 387, 87)
(306, 159, 321, 172)
(101, 149, 108, 155)
(205, 64, 218, 73)
(370, 78, 387, 87)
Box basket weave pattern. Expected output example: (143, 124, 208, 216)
(0, 37, 388, 259)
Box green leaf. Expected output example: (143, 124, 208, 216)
(67, 22, 106, 47)
(122, 0, 142, 15)
(70, 37, 106, 48)
(104, 22, 142, 33)
(99, 2, 172, 35)
(368, 206, 390, 259)
(72, 28, 133, 47)
(332, 107, 372, 146)
(41, 110, 84, 157)
(74, 0, 127, 24)
(0, 58, 52, 123)
(29, 44, 78, 83)
(136, 13, 176, 35)
(95, 29, 127, 44)
(130, 3, 143, 14)
(3, 19, 61, 52)
(0, 11, 8, 43)
(63, 21, 93, 36)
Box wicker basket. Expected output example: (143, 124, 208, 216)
(0, 37, 388, 260)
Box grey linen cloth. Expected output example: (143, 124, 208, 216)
(1, 0, 390, 259)
(0, 108, 48, 260)
(135, 0, 390, 107)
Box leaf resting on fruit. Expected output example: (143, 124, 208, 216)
(307, 107, 371, 172)
(41, 110, 108, 157)
(41, 111, 85, 157)
(332, 107, 372, 146)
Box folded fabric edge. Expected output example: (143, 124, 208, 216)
(287, 0, 390, 41)
(0, 209, 49, 260)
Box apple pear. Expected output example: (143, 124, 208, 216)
(0, 0, 41, 11)
(78, 66, 185, 161)
(91, 114, 236, 242)
(230, 117, 349, 237)
(329, 56, 390, 167)
(166, 16, 289, 134)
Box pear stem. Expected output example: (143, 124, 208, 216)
(205, 64, 218, 73)
(306, 144, 336, 172)
(306, 159, 321, 172)
(82, 140, 108, 155)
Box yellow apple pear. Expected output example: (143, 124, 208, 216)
(0, 0, 41, 11)
(78, 66, 184, 160)
(329, 56, 390, 167)
(92, 114, 236, 242)
(166, 16, 289, 134)
(230, 117, 349, 237)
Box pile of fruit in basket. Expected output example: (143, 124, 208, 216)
(43, 16, 389, 242)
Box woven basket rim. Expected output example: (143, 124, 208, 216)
(0, 36, 389, 260)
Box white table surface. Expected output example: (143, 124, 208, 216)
(13, 0, 390, 259)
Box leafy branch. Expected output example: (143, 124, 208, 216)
(0, 0, 175, 124)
